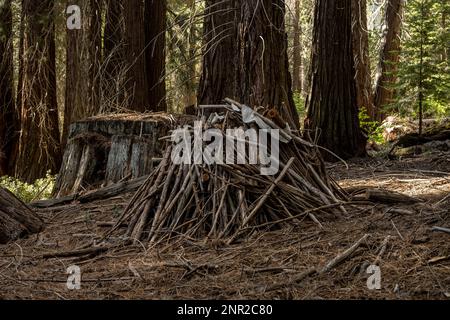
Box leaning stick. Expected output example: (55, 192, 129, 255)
(226, 158, 295, 244)
(320, 234, 370, 274)
(374, 235, 391, 265)
(242, 157, 295, 227)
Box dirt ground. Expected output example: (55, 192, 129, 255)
(0, 151, 449, 300)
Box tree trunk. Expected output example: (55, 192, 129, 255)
(292, 0, 304, 94)
(87, 0, 102, 114)
(352, 0, 375, 118)
(63, 0, 85, 148)
(305, 0, 366, 160)
(13, 1, 25, 174)
(63, 1, 104, 148)
(237, 0, 299, 129)
(16, 0, 61, 183)
(0, 0, 18, 177)
(197, 0, 237, 106)
(0, 187, 44, 244)
(145, 0, 167, 111)
(198, 0, 299, 129)
(373, 0, 404, 120)
(103, 0, 125, 112)
(123, 0, 149, 112)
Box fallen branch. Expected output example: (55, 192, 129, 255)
(41, 246, 111, 259)
(31, 175, 149, 208)
(374, 235, 391, 265)
(320, 234, 370, 274)
(364, 189, 423, 204)
(431, 226, 450, 235)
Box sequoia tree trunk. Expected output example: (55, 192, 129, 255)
(197, 0, 237, 105)
(64, 0, 85, 148)
(123, 0, 149, 112)
(198, 0, 299, 129)
(0, 0, 18, 177)
(292, 0, 304, 94)
(103, 0, 125, 112)
(237, 0, 299, 129)
(16, 0, 61, 182)
(63, 0, 103, 148)
(0, 187, 44, 244)
(305, 0, 366, 160)
(373, 0, 404, 120)
(352, 0, 375, 118)
(88, 0, 102, 113)
(145, 0, 167, 111)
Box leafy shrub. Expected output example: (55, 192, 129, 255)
(0, 173, 56, 203)
(359, 107, 384, 144)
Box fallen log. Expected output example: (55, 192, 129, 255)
(31, 174, 150, 208)
(0, 187, 44, 244)
(388, 120, 450, 156)
(364, 188, 423, 204)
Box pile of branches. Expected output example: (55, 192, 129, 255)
(106, 99, 349, 244)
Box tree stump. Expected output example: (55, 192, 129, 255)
(54, 113, 191, 198)
(0, 187, 44, 244)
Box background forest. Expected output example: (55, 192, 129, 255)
(0, 0, 449, 198)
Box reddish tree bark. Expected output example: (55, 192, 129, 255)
(87, 0, 103, 113)
(0, 0, 18, 176)
(16, 0, 61, 182)
(352, 0, 375, 119)
(145, 0, 167, 111)
(123, 0, 149, 111)
(103, 0, 125, 112)
(197, 0, 237, 106)
(63, 0, 103, 148)
(292, 0, 304, 94)
(305, 0, 366, 160)
(374, 0, 404, 120)
(198, 0, 299, 128)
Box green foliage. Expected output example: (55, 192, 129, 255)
(0, 173, 55, 203)
(293, 91, 306, 121)
(395, 0, 450, 118)
(359, 107, 384, 144)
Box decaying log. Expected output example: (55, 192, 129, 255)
(388, 123, 450, 157)
(364, 188, 423, 204)
(391, 139, 450, 158)
(31, 174, 150, 208)
(0, 187, 44, 244)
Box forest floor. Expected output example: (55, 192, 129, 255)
(0, 151, 449, 300)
